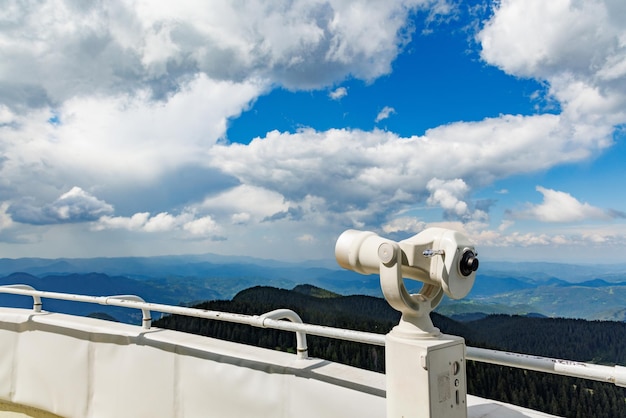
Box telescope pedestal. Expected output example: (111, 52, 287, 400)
(385, 330, 467, 418)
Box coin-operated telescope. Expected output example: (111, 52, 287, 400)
(335, 228, 479, 417)
(335, 227, 478, 336)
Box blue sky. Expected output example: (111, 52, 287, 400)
(0, 0, 625, 264)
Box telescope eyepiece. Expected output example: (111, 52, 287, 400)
(460, 249, 479, 277)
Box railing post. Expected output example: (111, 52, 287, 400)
(103, 295, 152, 329)
(259, 309, 308, 359)
(0, 284, 42, 312)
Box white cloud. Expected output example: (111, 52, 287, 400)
(94, 213, 150, 231)
(199, 184, 289, 222)
(183, 216, 218, 236)
(1, 75, 262, 188)
(208, 116, 610, 229)
(375, 214, 626, 262)
(143, 212, 185, 233)
(513, 186, 610, 223)
(329, 87, 348, 100)
(95, 210, 218, 238)
(498, 220, 515, 232)
(9, 187, 113, 225)
(382, 217, 426, 234)
(231, 213, 251, 225)
(478, 0, 626, 128)
(0, 106, 14, 125)
(0, 0, 433, 108)
(375, 106, 395, 122)
(426, 178, 469, 217)
(0, 203, 13, 231)
(469, 223, 626, 253)
(0, 0, 443, 240)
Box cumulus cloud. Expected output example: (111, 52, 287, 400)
(231, 213, 252, 225)
(0, 106, 14, 125)
(469, 223, 626, 252)
(420, 219, 626, 256)
(424, 178, 491, 223)
(208, 114, 609, 230)
(182, 216, 218, 236)
(0, 203, 13, 231)
(0, 75, 262, 189)
(512, 186, 613, 223)
(426, 178, 469, 217)
(198, 185, 289, 222)
(375, 106, 396, 122)
(0, 0, 442, 234)
(9, 187, 113, 225)
(95, 212, 151, 231)
(382, 217, 426, 234)
(329, 87, 347, 100)
(0, 0, 434, 110)
(479, 1, 624, 79)
(478, 0, 626, 129)
(95, 210, 219, 238)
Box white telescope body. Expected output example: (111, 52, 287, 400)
(335, 227, 478, 301)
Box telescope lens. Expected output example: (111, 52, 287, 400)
(460, 250, 479, 277)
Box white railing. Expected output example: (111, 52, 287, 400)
(0, 284, 624, 387)
(466, 346, 626, 388)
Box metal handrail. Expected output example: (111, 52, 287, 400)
(0, 285, 152, 328)
(0, 284, 314, 351)
(259, 309, 308, 359)
(0, 284, 624, 387)
(465, 346, 626, 388)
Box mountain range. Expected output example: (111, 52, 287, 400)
(0, 255, 625, 323)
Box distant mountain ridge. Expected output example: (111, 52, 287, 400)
(0, 255, 625, 322)
(0, 254, 335, 278)
(2, 255, 625, 282)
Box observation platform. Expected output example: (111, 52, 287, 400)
(1, 230, 624, 417)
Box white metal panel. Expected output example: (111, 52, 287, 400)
(89, 336, 177, 418)
(0, 309, 388, 418)
(13, 318, 90, 417)
(0, 320, 19, 400)
(284, 362, 386, 418)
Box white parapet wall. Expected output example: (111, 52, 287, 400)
(0, 307, 558, 418)
(0, 308, 386, 418)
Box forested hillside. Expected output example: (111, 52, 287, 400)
(155, 285, 626, 418)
